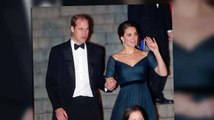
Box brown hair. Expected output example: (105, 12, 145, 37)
(123, 105, 148, 120)
(117, 20, 139, 40)
(70, 13, 94, 36)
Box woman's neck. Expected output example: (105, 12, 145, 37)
(123, 47, 136, 55)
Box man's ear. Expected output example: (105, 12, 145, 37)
(71, 26, 74, 33)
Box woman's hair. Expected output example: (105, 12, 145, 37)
(117, 20, 139, 40)
(123, 105, 148, 120)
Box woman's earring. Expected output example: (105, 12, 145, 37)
(121, 37, 124, 43)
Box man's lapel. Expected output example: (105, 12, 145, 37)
(86, 43, 95, 85)
(62, 40, 75, 85)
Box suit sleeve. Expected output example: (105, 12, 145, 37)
(95, 46, 106, 91)
(46, 47, 61, 110)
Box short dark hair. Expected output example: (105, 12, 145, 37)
(123, 105, 148, 120)
(70, 14, 90, 26)
(70, 14, 94, 35)
(117, 20, 139, 40)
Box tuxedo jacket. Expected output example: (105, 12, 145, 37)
(46, 40, 106, 111)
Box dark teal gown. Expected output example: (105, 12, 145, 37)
(106, 51, 157, 120)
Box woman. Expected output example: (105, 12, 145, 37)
(123, 105, 147, 120)
(105, 21, 167, 120)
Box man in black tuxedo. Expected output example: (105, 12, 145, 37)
(128, 4, 173, 104)
(46, 14, 116, 120)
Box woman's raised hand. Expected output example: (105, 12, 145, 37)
(145, 36, 159, 52)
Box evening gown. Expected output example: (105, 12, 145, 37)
(106, 51, 157, 120)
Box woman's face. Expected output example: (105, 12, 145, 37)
(121, 26, 139, 47)
(128, 111, 144, 120)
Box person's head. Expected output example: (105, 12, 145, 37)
(123, 105, 148, 120)
(118, 20, 139, 48)
(70, 14, 93, 44)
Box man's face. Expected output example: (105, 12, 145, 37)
(71, 18, 89, 44)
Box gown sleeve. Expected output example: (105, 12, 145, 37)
(105, 56, 116, 78)
(147, 51, 158, 69)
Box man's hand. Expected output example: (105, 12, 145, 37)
(55, 108, 68, 120)
(105, 77, 117, 91)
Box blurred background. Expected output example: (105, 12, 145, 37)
(172, 0, 214, 120)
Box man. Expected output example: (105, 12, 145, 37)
(46, 14, 116, 120)
(128, 4, 173, 104)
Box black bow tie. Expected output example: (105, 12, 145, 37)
(74, 43, 85, 50)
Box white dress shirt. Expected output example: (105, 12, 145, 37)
(71, 39, 93, 97)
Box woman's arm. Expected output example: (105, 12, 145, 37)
(145, 36, 168, 76)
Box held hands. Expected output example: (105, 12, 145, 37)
(55, 108, 68, 120)
(105, 77, 117, 91)
(145, 36, 159, 52)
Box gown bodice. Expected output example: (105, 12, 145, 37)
(105, 51, 157, 86)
